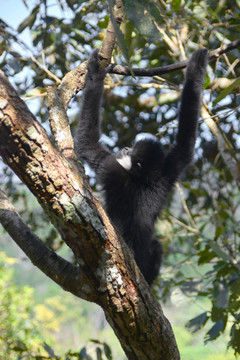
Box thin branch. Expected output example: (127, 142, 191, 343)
(0, 189, 93, 301)
(57, 39, 240, 110)
(108, 39, 240, 77)
(30, 55, 61, 84)
(175, 183, 198, 230)
(169, 215, 199, 235)
(201, 105, 240, 181)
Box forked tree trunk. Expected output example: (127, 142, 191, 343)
(0, 69, 180, 359)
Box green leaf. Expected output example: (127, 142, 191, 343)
(172, 0, 182, 12)
(108, 0, 130, 66)
(229, 323, 240, 353)
(90, 339, 102, 344)
(96, 347, 102, 360)
(17, 5, 40, 33)
(187, 312, 209, 332)
(213, 78, 240, 106)
(134, 0, 163, 24)
(104, 342, 113, 360)
(209, 241, 232, 262)
(205, 319, 226, 342)
(204, 73, 211, 89)
(98, 15, 109, 29)
(122, 0, 160, 41)
(198, 245, 216, 265)
(215, 226, 224, 240)
(42, 343, 57, 357)
(79, 346, 92, 360)
(12, 340, 28, 352)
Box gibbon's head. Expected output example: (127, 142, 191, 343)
(116, 138, 165, 178)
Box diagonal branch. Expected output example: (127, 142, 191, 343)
(0, 189, 92, 301)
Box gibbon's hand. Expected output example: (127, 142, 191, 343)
(86, 49, 109, 83)
(185, 48, 209, 83)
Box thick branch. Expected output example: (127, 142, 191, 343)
(58, 61, 87, 109)
(98, 0, 124, 66)
(0, 189, 91, 300)
(46, 86, 76, 159)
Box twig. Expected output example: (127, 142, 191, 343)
(175, 182, 198, 230)
(30, 55, 61, 84)
(169, 215, 199, 235)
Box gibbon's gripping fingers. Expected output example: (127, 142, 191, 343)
(86, 49, 109, 82)
(186, 48, 209, 83)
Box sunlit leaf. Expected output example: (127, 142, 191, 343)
(172, 0, 182, 12)
(26, 87, 46, 98)
(213, 78, 240, 106)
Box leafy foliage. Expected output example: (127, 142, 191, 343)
(0, 252, 114, 359)
(0, 252, 48, 359)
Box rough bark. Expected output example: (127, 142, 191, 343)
(0, 70, 180, 359)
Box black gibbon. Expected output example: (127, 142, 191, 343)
(75, 48, 208, 285)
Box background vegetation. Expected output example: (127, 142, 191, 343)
(0, 0, 240, 358)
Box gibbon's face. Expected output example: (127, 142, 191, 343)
(116, 139, 165, 177)
(116, 147, 132, 170)
(116, 146, 143, 174)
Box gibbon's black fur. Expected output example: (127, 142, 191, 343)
(75, 48, 208, 285)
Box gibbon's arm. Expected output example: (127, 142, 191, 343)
(75, 50, 115, 173)
(163, 49, 208, 183)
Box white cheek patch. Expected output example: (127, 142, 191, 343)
(116, 155, 132, 170)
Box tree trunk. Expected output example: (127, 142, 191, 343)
(0, 69, 180, 359)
